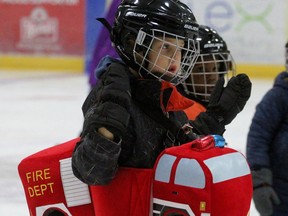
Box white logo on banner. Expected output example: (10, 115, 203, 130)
(17, 6, 60, 51)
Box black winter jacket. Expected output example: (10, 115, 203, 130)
(72, 62, 195, 185)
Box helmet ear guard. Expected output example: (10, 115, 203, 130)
(217, 52, 234, 73)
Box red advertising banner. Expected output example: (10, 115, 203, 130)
(0, 0, 85, 56)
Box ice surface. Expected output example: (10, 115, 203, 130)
(0, 70, 272, 215)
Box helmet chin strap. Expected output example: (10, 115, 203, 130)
(139, 70, 180, 85)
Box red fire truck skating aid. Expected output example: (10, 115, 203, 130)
(18, 135, 252, 216)
(153, 135, 253, 215)
(18, 138, 95, 216)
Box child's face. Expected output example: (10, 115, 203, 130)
(190, 55, 221, 97)
(147, 37, 184, 79)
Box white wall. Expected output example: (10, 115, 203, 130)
(182, 0, 287, 66)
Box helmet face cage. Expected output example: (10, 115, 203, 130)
(133, 29, 200, 85)
(184, 52, 236, 102)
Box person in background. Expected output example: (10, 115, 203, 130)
(88, 0, 120, 87)
(246, 41, 288, 216)
(181, 25, 251, 134)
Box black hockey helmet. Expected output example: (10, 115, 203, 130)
(110, 0, 200, 85)
(184, 25, 236, 102)
(197, 25, 234, 73)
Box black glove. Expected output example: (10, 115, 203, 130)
(190, 74, 251, 135)
(189, 112, 225, 135)
(252, 168, 281, 216)
(206, 73, 252, 125)
(84, 101, 130, 140)
(82, 62, 131, 140)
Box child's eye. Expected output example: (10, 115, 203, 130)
(163, 43, 169, 49)
(193, 66, 204, 73)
